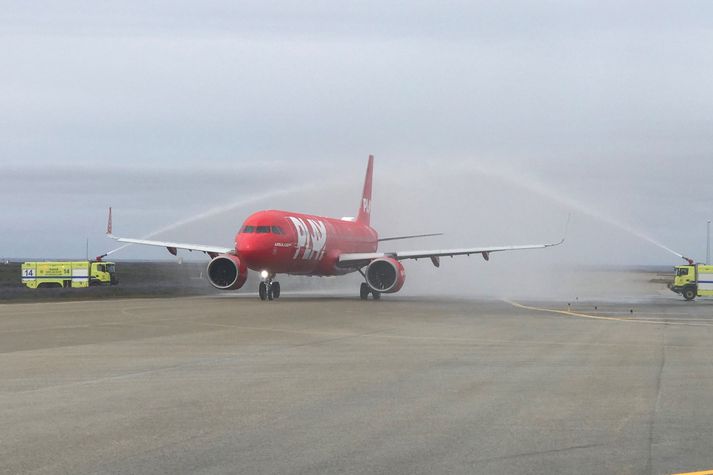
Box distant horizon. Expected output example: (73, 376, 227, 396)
(0, 258, 681, 271)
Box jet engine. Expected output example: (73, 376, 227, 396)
(365, 257, 406, 293)
(207, 254, 248, 290)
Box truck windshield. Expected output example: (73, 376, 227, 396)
(106, 264, 115, 273)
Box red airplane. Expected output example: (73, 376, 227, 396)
(107, 155, 564, 300)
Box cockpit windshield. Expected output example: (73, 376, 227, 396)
(242, 225, 284, 235)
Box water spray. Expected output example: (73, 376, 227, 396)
(99, 183, 322, 258)
(454, 162, 693, 264)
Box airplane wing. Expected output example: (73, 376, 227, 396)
(107, 235, 234, 255)
(104, 208, 233, 257)
(337, 239, 565, 268)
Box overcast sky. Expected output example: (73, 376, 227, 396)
(1, 1, 712, 269)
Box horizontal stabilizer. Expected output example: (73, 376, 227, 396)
(378, 233, 443, 242)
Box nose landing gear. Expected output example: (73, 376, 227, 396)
(259, 274, 280, 301)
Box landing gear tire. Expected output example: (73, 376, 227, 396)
(372, 291, 381, 300)
(259, 278, 279, 301)
(360, 283, 369, 300)
(683, 287, 696, 301)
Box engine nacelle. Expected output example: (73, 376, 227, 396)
(365, 257, 406, 293)
(207, 254, 248, 290)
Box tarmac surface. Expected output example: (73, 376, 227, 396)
(2, 294, 713, 475)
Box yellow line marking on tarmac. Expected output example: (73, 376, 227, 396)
(588, 310, 691, 316)
(506, 300, 713, 328)
(671, 470, 713, 475)
(620, 317, 713, 322)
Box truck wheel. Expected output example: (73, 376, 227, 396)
(360, 283, 369, 300)
(259, 282, 268, 301)
(272, 282, 280, 299)
(682, 287, 696, 301)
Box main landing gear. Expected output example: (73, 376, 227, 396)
(360, 282, 380, 301)
(259, 274, 280, 301)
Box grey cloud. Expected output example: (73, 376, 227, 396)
(3, 1, 711, 40)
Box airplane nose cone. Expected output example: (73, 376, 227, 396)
(236, 235, 272, 256)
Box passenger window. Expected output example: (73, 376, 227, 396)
(97, 265, 105, 272)
(242, 226, 255, 233)
(256, 226, 271, 234)
(679, 268, 689, 276)
(271, 226, 283, 235)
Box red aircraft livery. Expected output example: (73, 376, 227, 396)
(107, 156, 564, 300)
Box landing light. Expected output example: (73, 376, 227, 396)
(260, 270, 269, 279)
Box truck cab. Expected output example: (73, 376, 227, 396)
(669, 264, 713, 301)
(91, 262, 118, 286)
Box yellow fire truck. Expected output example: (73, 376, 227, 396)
(21, 261, 118, 289)
(669, 264, 713, 301)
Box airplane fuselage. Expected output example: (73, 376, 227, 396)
(235, 210, 378, 276)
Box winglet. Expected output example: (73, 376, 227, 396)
(556, 213, 571, 246)
(563, 213, 571, 241)
(542, 214, 570, 248)
(106, 207, 113, 236)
